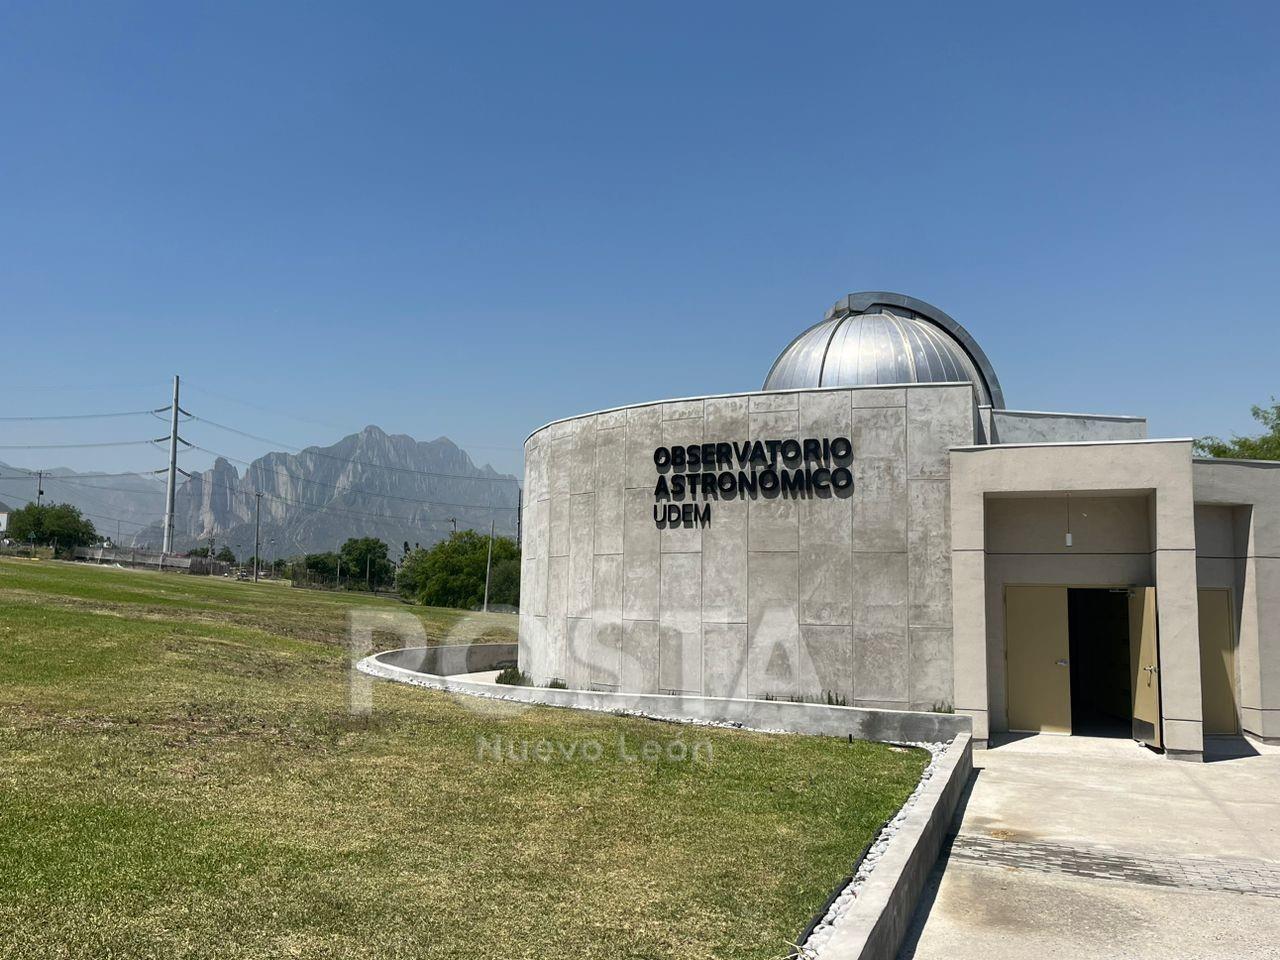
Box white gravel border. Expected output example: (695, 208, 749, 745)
(796, 739, 949, 958)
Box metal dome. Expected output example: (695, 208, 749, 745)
(763, 292, 1005, 408)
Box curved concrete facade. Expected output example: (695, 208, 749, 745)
(518, 382, 977, 709)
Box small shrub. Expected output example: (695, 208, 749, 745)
(495, 666, 531, 686)
(547, 678, 568, 689)
(824, 690, 848, 707)
(931, 701, 954, 714)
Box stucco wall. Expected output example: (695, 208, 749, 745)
(1193, 459, 1280, 741)
(519, 383, 977, 710)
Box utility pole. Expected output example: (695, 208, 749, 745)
(36, 470, 44, 507)
(253, 492, 262, 583)
(482, 518, 495, 613)
(365, 552, 371, 591)
(449, 517, 457, 537)
(161, 375, 181, 555)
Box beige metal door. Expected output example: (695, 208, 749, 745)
(1129, 587, 1162, 749)
(1006, 586, 1071, 733)
(1198, 588, 1238, 735)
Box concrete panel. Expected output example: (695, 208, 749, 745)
(749, 496, 799, 552)
(748, 551, 800, 697)
(567, 492, 594, 617)
(908, 386, 973, 479)
(548, 434, 571, 557)
(851, 405, 907, 461)
(855, 626, 909, 703)
(799, 517, 853, 624)
(524, 435, 549, 503)
(590, 626, 621, 690)
(590, 554, 623, 688)
(910, 625, 953, 710)
(596, 408, 627, 429)
(704, 395, 749, 438)
(565, 618, 593, 689)
(518, 613, 549, 683)
(992, 410, 1147, 443)
(621, 619, 659, 693)
(659, 552, 702, 693)
(801, 624, 854, 702)
(851, 458, 908, 553)
(701, 498, 747, 623)
(660, 417, 704, 554)
(593, 426, 625, 554)
(800, 389, 852, 437)
(568, 416, 597, 495)
(622, 487, 659, 620)
(850, 387, 906, 408)
(851, 551, 909, 630)
(702, 622, 748, 699)
(749, 393, 799, 413)
(625, 404, 662, 490)
(908, 479, 952, 627)
(747, 408, 800, 552)
(662, 399, 703, 420)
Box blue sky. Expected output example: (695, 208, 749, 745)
(1, 1, 1277, 484)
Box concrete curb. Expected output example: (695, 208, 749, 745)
(358, 646, 971, 743)
(811, 733, 972, 960)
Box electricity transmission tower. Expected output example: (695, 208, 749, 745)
(160, 375, 188, 555)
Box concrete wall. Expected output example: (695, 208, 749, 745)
(982, 494, 1154, 732)
(364, 648, 972, 742)
(520, 383, 977, 710)
(990, 409, 1147, 444)
(950, 440, 1203, 757)
(1193, 459, 1280, 742)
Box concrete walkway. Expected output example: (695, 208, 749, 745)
(900, 734, 1280, 960)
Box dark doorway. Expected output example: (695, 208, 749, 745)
(1067, 589, 1132, 736)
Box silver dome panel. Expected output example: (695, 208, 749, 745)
(762, 292, 1004, 408)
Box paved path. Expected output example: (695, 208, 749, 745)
(900, 734, 1280, 960)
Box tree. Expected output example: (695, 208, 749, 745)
(339, 537, 394, 590)
(1196, 399, 1280, 461)
(397, 530, 520, 610)
(214, 546, 236, 564)
(300, 551, 339, 581)
(8, 503, 97, 550)
(188, 546, 210, 558)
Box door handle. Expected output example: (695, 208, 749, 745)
(1055, 659, 1069, 666)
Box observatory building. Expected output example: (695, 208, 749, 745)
(517, 292, 1280, 760)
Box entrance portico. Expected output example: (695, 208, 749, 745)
(950, 439, 1206, 759)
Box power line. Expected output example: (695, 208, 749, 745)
(180, 378, 523, 454)
(0, 479, 159, 530)
(0, 409, 159, 422)
(0, 440, 168, 450)
(0, 473, 167, 497)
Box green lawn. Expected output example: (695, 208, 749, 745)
(0, 559, 927, 960)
